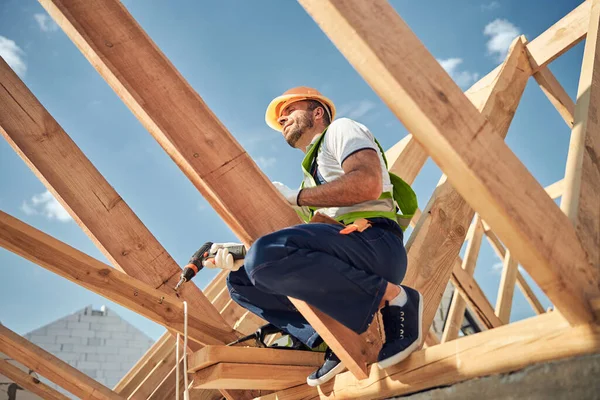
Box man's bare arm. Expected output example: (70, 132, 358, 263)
(297, 148, 383, 207)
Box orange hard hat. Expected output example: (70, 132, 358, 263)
(265, 86, 336, 131)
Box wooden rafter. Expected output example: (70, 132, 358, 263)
(0, 325, 124, 400)
(561, 0, 600, 269)
(403, 35, 530, 337)
(527, 0, 591, 70)
(0, 210, 232, 346)
(0, 57, 235, 345)
(0, 358, 70, 400)
(483, 227, 546, 315)
(441, 216, 485, 342)
(495, 249, 521, 324)
(532, 66, 576, 127)
(298, 0, 599, 325)
(258, 306, 600, 400)
(450, 258, 503, 329)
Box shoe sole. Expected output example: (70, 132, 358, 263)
(306, 362, 347, 387)
(377, 291, 423, 370)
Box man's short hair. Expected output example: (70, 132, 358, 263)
(306, 100, 332, 126)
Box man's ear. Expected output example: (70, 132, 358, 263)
(313, 106, 325, 121)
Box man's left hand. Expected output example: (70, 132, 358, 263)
(272, 181, 301, 206)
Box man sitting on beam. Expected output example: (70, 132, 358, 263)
(203, 87, 422, 386)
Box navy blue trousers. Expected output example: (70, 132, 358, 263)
(226, 218, 408, 348)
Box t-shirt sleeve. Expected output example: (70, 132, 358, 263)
(325, 118, 378, 165)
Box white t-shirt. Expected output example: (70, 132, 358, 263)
(305, 117, 393, 219)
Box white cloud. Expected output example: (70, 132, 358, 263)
(21, 190, 72, 222)
(484, 19, 521, 61)
(0, 36, 26, 77)
(255, 156, 277, 169)
(34, 13, 59, 32)
(337, 100, 377, 120)
(437, 58, 480, 89)
(481, 1, 500, 12)
(492, 262, 504, 273)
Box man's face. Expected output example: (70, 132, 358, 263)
(278, 101, 315, 148)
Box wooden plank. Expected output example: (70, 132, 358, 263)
(441, 216, 485, 342)
(0, 210, 231, 346)
(39, 0, 375, 380)
(193, 363, 316, 390)
(495, 250, 520, 324)
(483, 228, 546, 315)
(532, 66, 576, 127)
(527, 0, 591, 70)
(0, 325, 123, 400)
(257, 305, 600, 400)
(38, 0, 300, 246)
(0, 358, 70, 400)
(561, 0, 600, 271)
(188, 346, 324, 374)
(450, 258, 503, 329)
(0, 57, 233, 345)
(113, 332, 172, 395)
(385, 134, 428, 185)
(299, 0, 599, 324)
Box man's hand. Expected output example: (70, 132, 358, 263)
(202, 242, 245, 271)
(272, 181, 301, 206)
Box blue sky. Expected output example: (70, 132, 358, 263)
(0, 0, 584, 341)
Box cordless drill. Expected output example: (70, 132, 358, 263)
(173, 241, 247, 292)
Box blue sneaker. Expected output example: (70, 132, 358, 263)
(377, 285, 423, 369)
(306, 347, 346, 386)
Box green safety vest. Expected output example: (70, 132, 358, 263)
(298, 128, 418, 230)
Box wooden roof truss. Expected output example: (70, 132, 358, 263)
(0, 0, 598, 399)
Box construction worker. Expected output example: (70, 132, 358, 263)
(203, 87, 423, 386)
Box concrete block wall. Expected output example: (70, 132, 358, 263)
(14, 305, 156, 398)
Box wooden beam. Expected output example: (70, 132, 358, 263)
(527, 0, 591, 70)
(188, 346, 324, 374)
(0, 57, 234, 345)
(441, 216, 485, 342)
(0, 210, 231, 346)
(450, 258, 503, 329)
(532, 66, 576, 127)
(113, 332, 172, 395)
(39, 0, 376, 380)
(495, 249, 520, 324)
(399, 36, 531, 337)
(385, 134, 428, 185)
(299, 0, 599, 324)
(130, 346, 177, 400)
(193, 363, 316, 391)
(545, 179, 565, 200)
(483, 228, 546, 315)
(257, 305, 600, 400)
(561, 0, 600, 271)
(0, 325, 124, 400)
(38, 0, 299, 246)
(0, 358, 70, 400)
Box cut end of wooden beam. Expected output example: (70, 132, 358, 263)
(192, 363, 316, 390)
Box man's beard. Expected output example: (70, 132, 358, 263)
(285, 113, 314, 147)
